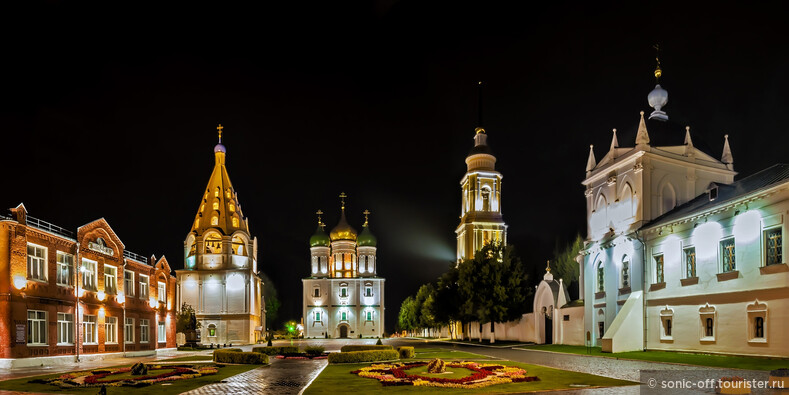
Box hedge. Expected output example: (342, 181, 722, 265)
(305, 346, 325, 355)
(252, 346, 300, 355)
(328, 350, 399, 364)
(398, 346, 415, 359)
(213, 349, 269, 364)
(339, 345, 394, 352)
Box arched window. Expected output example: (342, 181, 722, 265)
(661, 183, 676, 215)
(481, 188, 491, 211)
(699, 303, 716, 341)
(211, 216, 219, 226)
(205, 233, 222, 254)
(231, 235, 244, 255)
(621, 183, 633, 218)
(208, 324, 216, 337)
(200, 203, 205, 212)
(232, 217, 239, 227)
(229, 202, 235, 212)
(621, 255, 630, 288)
(194, 218, 200, 228)
(596, 261, 605, 293)
(213, 201, 219, 210)
(214, 187, 220, 197)
(755, 317, 764, 338)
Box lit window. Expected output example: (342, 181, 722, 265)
(82, 259, 97, 291)
(194, 218, 200, 228)
(366, 311, 373, 321)
(205, 234, 222, 253)
(365, 286, 373, 297)
(140, 319, 149, 343)
(765, 228, 782, 265)
(57, 313, 74, 345)
(27, 244, 47, 281)
(720, 238, 736, 272)
(684, 247, 696, 278)
(232, 217, 239, 227)
(211, 216, 219, 226)
(212, 201, 219, 210)
(314, 311, 321, 322)
(83, 314, 97, 344)
(27, 310, 47, 345)
(341, 311, 347, 321)
(105, 316, 118, 344)
(139, 275, 149, 299)
(200, 203, 205, 212)
(124, 271, 134, 296)
(229, 202, 235, 212)
(596, 262, 604, 293)
(158, 281, 166, 303)
(481, 188, 491, 211)
(340, 287, 348, 298)
(232, 235, 245, 255)
(214, 187, 220, 197)
(104, 265, 117, 295)
(226, 189, 231, 199)
(208, 324, 216, 337)
(56, 252, 74, 286)
(654, 255, 664, 283)
(158, 322, 166, 343)
(125, 318, 135, 343)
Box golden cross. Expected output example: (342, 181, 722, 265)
(363, 209, 370, 226)
(217, 124, 224, 142)
(339, 192, 347, 209)
(316, 209, 324, 226)
(546, 260, 551, 273)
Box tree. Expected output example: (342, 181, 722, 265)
(551, 234, 583, 299)
(266, 295, 281, 329)
(176, 303, 200, 333)
(397, 296, 418, 335)
(416, 283, 436, 337)
(432, 264, 463, 339)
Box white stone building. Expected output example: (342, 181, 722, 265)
(302, 196, 385, 338)
(579, 64, 789, 357)
(175, 126, 265, 345)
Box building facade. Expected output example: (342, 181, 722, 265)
(176, 126, 265, 345)
(579, 65, 788, 357)
(302, 196, 385, 338)
(0, 204, 176, 368)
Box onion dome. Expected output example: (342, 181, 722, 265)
(648, 52, 668, 121)
(310, 225, 331, 247)
(329, 193, 357, 241)
(357, 210, 377, 247)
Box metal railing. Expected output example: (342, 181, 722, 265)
(26, 215, 75, 238)
(123, 249, 148, 264)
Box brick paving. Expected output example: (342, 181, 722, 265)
(182, 359, 326, 395)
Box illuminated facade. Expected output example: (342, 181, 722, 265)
(456, 126, 507, 261)
(580, 66, 788, 357)
(0, 204, 176, 368)
(175, 126, 265, 345)
(302, 196, 385, 338)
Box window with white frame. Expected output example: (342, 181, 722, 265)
(158, 281, 166, 303)
(720, 238, 736, 272)
(139, 275, 149, 298)
(27, 310, 47, 345)
(56, 252, 74, 286)
(57, 313, 74, 344)
(82, 259, 97, 291)
(765, 227, 782, 266)
(158, 321, 166, 343)
(125, 318, 134, 343)
(659, 306, 673, 341)
(699, 304, 716, 341)
(104, 265, 117, 294)
(83, 314, 97, 344)
(124, 271, 134, 296)
(746, 300, 767, 343)
(27, 244, 47, 281)
(684, 247, 696, 278)
(140, 319, 149, 343)
(105, 316, 117, 343)
(340, 286, 348, 298)
(654, 254, 665, 283)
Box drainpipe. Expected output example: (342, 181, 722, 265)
(634, 229, 647, 351)
(75, 242, 80, 362)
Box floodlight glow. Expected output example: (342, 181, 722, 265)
(97, 291, 106, 301)
(13, 275, 26, 290)
(149, 298, 158, 308)
(117, 293, 125, 304)
(227, 273, 244, 291)
(733, 209, 762, 244)
(692, 221, 723, 261)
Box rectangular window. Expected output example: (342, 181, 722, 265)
(105, 316, 117, 343)
(721, 238, 736, 272)
(158, 322, 166, 343)
(139, 275, 149, 299)
(765, 228, 783, 265)
(125, 318, 134, 343)
(313, 288, 320, 297)
(705, 317, 714, 337)
(341, 311, 347, 321)
(83, 315, 97, 344)
(684, 247, 696, 278)
(754, 317, 765, 339)
(27, 244, 47, 281)
(56, 252, 74, 286)
(654, 255, 664, 283)
(340, 287, 347, 298)
(104, 265, 117, 295)
(57, 313, 74, 344)
(315, 311, 321, 322)
(140, 319, 149, 343)
(158, 281, 166, 303)
(365, 286, 373, 297)
(27, 310, 47, 345)
(597, 321, 604, 339)
(366, 311, 372, 321)
(82, 259, 97, 291)
(665, 319, 672, 336)
(124, 271, 135, 296)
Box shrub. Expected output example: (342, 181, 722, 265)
(340, 345, 394, 352)
(280, 346, 299, 354)
(305, 346, 325, 355)
(376, 338, 383, 345)
(328, 350, 399, 364)
(427, 358, 446, 373)
(398, 346, 415, 359)
(252, 346, 300, 355)
(225, 348, 243, 352)
(213, 350, 269, 364)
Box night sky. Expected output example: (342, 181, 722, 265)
(3, 2, 788, 333)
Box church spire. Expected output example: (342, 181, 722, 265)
(648, 45, 669, 121)
(330, 192, 357, 241)
(684, 126, 695, 156)
(636, 111, 651, 145)
(721, 134, 734, 169)
(473, 81, 488, 146)
(609, 128, 619, 159)
(586, 144, 597, 174)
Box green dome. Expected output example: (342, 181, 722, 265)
(357, 225, 377, 247)
(309, 225, 331, 247)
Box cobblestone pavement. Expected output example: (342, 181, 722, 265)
(182, 359, 327, 395)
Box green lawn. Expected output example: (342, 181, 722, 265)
(0, 363, 262, 394)
(517, 344, 789, 371)
(304, 359, 635, 394)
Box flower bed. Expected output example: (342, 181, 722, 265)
(350, 360, 539, 389)
(30, 364, 218, 388)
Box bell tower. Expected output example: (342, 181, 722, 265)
(456, 82, 508, 262)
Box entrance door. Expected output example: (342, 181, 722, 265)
(339, 325, 348, 338)
(545, 315, 553, 344)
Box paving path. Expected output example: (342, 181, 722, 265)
(182, 359, 326, 395)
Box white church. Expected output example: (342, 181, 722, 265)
(580, 62, 789, 357)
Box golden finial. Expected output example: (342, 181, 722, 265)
(339, 192, 347, 210)
(546, 260, 551, 273)
(363, 209, 370, 227)
(653, 44, 662, 82)
(316, 209, 324, 228)
(217, 124, 224, 143)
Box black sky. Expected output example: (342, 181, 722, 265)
(3, 1, 788, 333)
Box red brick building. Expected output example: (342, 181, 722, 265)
(0, 204, 177, 368)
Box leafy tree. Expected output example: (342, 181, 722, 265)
(432, 264, 463, 339)
(551, 234, 583, 299)
(266, 295, 281, 328)
(397, 296, 418, 335)
(416, 283, 436, 336)
(176, 303, 200, 333)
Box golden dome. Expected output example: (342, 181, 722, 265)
(330, 209, 357, 241)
